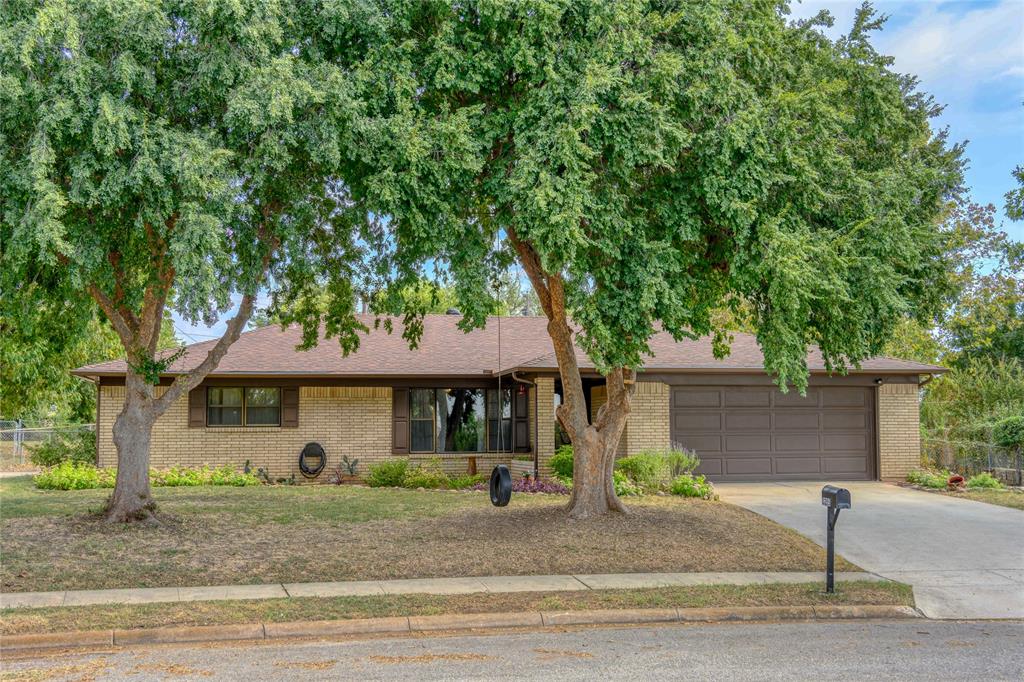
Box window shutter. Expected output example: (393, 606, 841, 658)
(392, 388, 409, 454)
(513, 388, 530, 452)
(281, 387, 299, 427)
(188, 387, 206, 428)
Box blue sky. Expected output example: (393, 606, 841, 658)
(173, 0, 1024, 342)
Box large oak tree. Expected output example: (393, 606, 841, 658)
(0, 0, 368, 521)
(329, 1, 964, 518)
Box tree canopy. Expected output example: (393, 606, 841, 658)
(320, 0, 963, 393)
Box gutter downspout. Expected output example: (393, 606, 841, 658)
(511, 371, 538, 479)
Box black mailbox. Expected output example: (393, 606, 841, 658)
(821, 485, 852, 593)
(821, 485, 851, 510)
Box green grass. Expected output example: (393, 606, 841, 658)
(0, 475, 492, 523)
(0, 582, 912, 636)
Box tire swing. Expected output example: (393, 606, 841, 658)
(489, 464, 512, 507)
(299, 442, 326, 479)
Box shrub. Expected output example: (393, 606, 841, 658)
(665, 448, 701, 478)
(966, 472, 1003, 489)
(993, 415, 1024, 451)
(549, 445, 574, 478)
(151, 466, 204, 487)
(906, 469, 949, 489)
(34, 461, 115, 490)
(29, 430, 96, 467)
(613, 470, 643, 496)
(615, 452, 662, 489)
(366, 458, 409, 487)
(669, 473, 715, 499)
(448, 473, 486, 490)
(615, 448, 701, 491)
(206, 465, 260, 487)
(403, 459, 449, 489)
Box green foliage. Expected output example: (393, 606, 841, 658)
(906, 469, 950, 489)
(34, 461, 116, 490)
(992, 416, 1024, 450)
(28, 430, 95, 467)
(669, 474, 716, 500)
(549, 446, 575, 479)
(331, 1, 962, 396)
(966, 472, 1003, 490)
(920, 359, 1024, 470)
(615, 449, 702, 492)
(34, 463, 259, 490)
(448, 474, 487, 490)
(366, 459, 410, 488)
(402, 459, 449, 489)
(341, 456, 360, 476)
(615, 453, 662, 490)
(612, 470, 642, 497)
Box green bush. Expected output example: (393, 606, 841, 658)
(366, 458, 409, 487)
(993, 415, 1024, 450)
(34, 461, 115, 490)
(966, 472, 1003, 489)
(614, 448, 701, 492)
(906, 469, 949, 489)
(448, 473, 487, 490)
(669, 473, 715, 499)
(615, 452, 662, 489)
(549, 445, 574, 478)
(29, 430, 96, 467)
(613, 469, 643, 496)
(403, 459, 449, 489)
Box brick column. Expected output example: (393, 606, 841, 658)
(878, 383, 921, 480)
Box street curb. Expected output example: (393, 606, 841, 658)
(0, 604, 920, 653)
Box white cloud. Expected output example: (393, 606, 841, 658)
(789, 1, 1024, 92)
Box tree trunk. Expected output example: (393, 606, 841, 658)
(106, 373, 159, 523)
(566, 420, 629, 519)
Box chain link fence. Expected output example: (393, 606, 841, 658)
(921, 431, 1022, 485)
(0, 422, 95, 469)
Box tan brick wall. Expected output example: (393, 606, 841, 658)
(98, 384, 527, 481)
(535, 377, 556, 476)
(878, 383, 921, 480)
(622, 381, 671, 455)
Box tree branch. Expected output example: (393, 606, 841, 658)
(87, 283, 135, 351)
(154, 237, 278, 416)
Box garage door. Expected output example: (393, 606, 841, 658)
(670, 386, 874, 481)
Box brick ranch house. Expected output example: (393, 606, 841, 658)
(72, 314, 943, 482)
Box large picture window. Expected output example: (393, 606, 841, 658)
(207, 387, 281, 427)
(408, 387, 515, 453)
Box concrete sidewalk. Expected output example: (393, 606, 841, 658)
(0, 571, 885, 610)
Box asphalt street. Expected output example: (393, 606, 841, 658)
(4, 619, 1023, 681)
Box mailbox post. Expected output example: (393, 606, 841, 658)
(820, 485, 851, 593)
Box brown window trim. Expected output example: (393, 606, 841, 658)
(206, 386, 282, 428)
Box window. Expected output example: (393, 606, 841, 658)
(486, 387, 513, 452)
(437, 388, 485, 452)
(407, 387, 516, 453)
(207, 387, 280, 427)
(410, 388, 435, 452)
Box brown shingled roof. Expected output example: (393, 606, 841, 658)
(72, 314, 945, 378)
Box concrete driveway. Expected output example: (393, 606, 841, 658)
(717, 482, 1024, 619)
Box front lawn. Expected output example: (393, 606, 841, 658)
(942, 488, 1024, 511)
(0, 476, 854, 593)
(0, 582, 911, 636)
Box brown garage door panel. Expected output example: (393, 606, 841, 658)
(725, 458, 773, 475)
(672, 385, 874, 481)
(774, 457, 822, 474)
